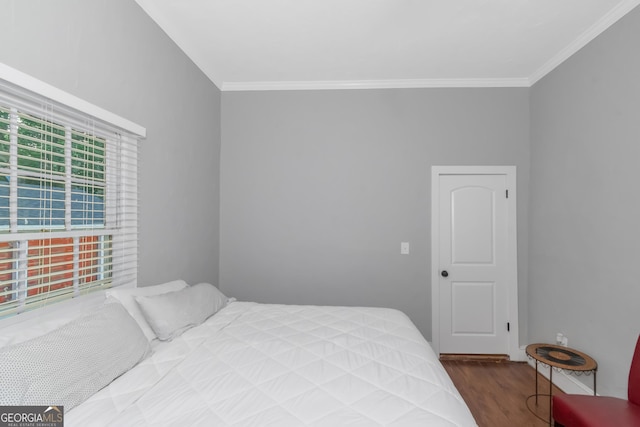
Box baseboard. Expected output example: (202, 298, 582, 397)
(526, 356, 596, 395)
(512, 346, 528, 362)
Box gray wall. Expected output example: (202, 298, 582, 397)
(529, 6, 640, 397)
(1, 0, 221, 287)
(221, 88, 530, 339)
(8, 0, 636, 399)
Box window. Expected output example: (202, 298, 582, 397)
(0, 68, 144, 317)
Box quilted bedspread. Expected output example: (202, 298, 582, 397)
(67, 302, 477, 426)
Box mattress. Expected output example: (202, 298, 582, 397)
(67, 302, 477, 426)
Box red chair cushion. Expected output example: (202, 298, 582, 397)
(553, 394, 640, 427)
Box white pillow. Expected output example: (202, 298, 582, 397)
(0, 291, 106, 349)
(135, 283, 227, 341)
(0, 303, 149, 410)
(105, 280, 188, 340)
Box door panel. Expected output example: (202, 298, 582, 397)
(451, 281, 495, 334)
(438, 174, 509, 354)
(451, 186, 494, 264)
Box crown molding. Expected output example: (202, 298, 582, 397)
(529, 0, 640, 85)
(221, 78, 531, 92)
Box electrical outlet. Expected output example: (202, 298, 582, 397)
(556, 333, 563, 345)
(561, 336, 568, 347)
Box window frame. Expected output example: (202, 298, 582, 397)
(0, 63, 145, 317)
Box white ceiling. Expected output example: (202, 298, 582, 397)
(135, 0, 640, 91)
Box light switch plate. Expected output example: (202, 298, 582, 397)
(401, 242, 410, 255)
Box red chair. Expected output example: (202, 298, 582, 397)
(553, 335, 640, 427)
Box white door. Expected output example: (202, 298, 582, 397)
(431, 167, 518, 357)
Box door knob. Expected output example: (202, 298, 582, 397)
(441, 270, 449, 278)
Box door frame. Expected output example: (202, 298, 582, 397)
(431, 166, 519, 359)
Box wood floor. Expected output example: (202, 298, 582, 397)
(442, 359, 564, 427)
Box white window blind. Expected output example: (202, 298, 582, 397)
(0, 72, 143, 317)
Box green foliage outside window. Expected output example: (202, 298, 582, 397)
(0, 107, 106, 191)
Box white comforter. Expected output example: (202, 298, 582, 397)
(68, 302, 476, 426)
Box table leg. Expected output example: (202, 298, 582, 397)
(535, 359, 539, 405)
(594, 371, 597, 396)
(549, 368, 553, 426)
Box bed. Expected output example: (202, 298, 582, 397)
(0, 281, 477, 426)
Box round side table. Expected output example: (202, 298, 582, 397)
(525, 343, 597, 425)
